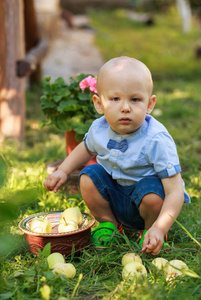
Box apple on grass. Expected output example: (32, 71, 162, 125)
(164, 259, 189, 278)
(58, 219, 78, 233)
(122, 253, 142, 266)
(59, 207, 83, 226)
(30, 216, 52, 234)
(53, 262, 76, 279)
(122, 261, 147, 281)
(152, 257, 168, 270)
(47, 252, 65, 269)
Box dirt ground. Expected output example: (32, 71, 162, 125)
(41, 15, 104, 82)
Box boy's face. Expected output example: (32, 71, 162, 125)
(93, 65, 156, 135)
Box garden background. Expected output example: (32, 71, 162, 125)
(1, 1, 201, 299)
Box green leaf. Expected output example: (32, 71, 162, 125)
(183, 269, 200, 278)
(78, 92, 91, 101)
(42, 243, 51, 257)
(57, 100, 81, 112)
(44, 76, 51, 82)
(14, 271, 24, 278)
(71, 118, 93, 135)
(53, 95, 63, 102)
(56, 115, 72, 131)
(41, 99, 56, 110)
(54, 77, 65, 85)
(0, 292, 13, 299)
(56, 87, 70, 97)
(42, 271, 55, 280)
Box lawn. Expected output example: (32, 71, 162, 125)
(0, 6, 201, 300)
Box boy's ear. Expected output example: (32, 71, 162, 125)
(147, 95, 156, 114)
(92, 94, 104, 114)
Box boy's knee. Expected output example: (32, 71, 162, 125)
(80, 174, 94, 192)
(140, 193, 163, 211)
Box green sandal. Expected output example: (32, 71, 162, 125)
(91, 222, 117, 247)
(139, 229, 168, 248)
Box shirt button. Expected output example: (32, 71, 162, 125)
(112, 152, 116, 156)
(117, 136, 121, 141)
(167, 164, 172, 169)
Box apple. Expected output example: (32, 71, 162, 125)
(164, 259, 188, 277)
(122, 261, 147, 281)
(59, 207, 83, 226)
(53, 262, 76, 278)
(58, 219, 78, 233)
(30, 216, 52, 234)
(152, 257, 168, 270)
(47, 252, 65, 269)
(122, 253, 142, 266)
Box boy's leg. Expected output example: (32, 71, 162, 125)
(138, 193, 168, 248)
(139, 193, 163, 229)
(80, 173, 118, 227)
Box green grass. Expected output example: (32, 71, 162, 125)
(90, 7, 201, 80)
(1, 7, 201, 300)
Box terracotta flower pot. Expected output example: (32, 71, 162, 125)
(65, 130, 97, 169)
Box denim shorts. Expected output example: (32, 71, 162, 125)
(79, 164, 165, 229)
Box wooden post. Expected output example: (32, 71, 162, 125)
(24, 0, 42, 83)
(0, 0, 25, 141)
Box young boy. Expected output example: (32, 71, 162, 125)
(44, 56, 190, 255)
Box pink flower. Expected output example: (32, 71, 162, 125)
(79, 76, 97, 93)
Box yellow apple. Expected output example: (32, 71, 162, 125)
(58, 219, 78, 233)
(122, 261, 147, 280)
(47, 252, 65, 269)
(53, 262, 76, 278)
(152, 257, 168, 270)
(59, 207, 83, 226)
(122, 253, 142, 266)
(30, 217, 52, 234)
(164, 259, 188, 277)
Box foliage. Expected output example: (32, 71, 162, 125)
(90, 7, 201, 80)
(40, 74, 99, 142)
(0, 7, 201, 300)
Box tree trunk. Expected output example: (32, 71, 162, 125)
(0, 0, 25, 141)
(176, 0, 192, 33)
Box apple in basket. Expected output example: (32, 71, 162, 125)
(30, 216, 52, 233)
(59, 207, 83, 226)
(58, 219, 79, 233)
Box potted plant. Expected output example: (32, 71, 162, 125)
(41, 73, 99, 165)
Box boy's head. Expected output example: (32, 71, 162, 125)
(93, 56, 156, 135)
(96, 56, 153, 96)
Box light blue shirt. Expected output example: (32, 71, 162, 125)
(84, 115, 190, 202)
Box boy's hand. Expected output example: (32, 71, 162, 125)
(44, 170, 67, 193)
(142, 227, 164, 255)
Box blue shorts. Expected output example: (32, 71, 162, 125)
(79, 164, 165, 229)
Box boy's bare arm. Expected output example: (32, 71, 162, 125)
(142, 173, 184, 255)
(44, 141, 95, 192)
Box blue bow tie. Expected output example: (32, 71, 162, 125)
(107, 139, 128, 152)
